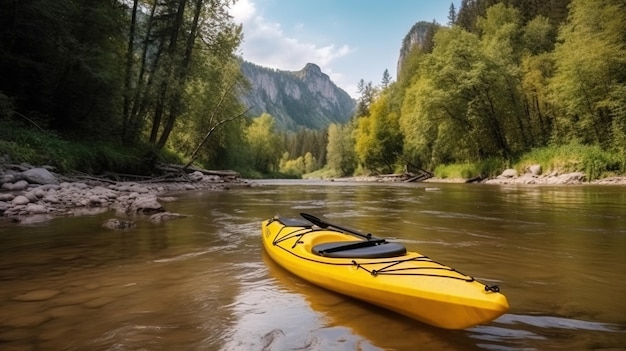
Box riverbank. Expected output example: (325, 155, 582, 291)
(0, 163, 249, 225)
(333, 168, 626, 185)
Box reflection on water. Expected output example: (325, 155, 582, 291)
(0, 181, 625, 350)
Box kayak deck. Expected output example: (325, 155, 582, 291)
(262, 214, 509, 330)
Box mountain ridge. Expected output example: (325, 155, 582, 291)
(240, 61, 355, 131)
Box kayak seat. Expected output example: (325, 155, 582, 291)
(313, 240, 407, 259)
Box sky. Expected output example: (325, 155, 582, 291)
(230, 0, 460, 99)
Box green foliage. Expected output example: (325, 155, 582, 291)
(245, 113, 281, 173)
(326, 122, 358, 176)
(516, 144, 624, 180)
(550, 0, 626, 148)
(0, 92, 13, 119)
(354, 92, 403, 173)
(434, 158, 506, 179)
(0, 122, 164, 174)
(302, 166, 341, 179)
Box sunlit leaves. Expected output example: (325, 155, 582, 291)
(550, 0, 626, 147)
(246, 113, 281, 173)
(326, 122, 357, 176)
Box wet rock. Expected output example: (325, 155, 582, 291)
(128, 195, 164, 215)
(22, 167, 58, 185)
(102, 218, 136, 230)
(12, 289, 61, 301)
(149, 212, 189, 223)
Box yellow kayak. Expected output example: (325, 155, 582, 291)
(261, 213, 509, 330)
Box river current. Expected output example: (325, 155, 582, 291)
(0, 180, 625, 350)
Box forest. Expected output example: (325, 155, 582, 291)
(0, 0, 625, 180)
(328, 0, 626, 180)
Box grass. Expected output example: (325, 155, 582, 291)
(434, 158, 507, 179)
(433, 144, 625, 181)
(0, 121, 179, 175)
(516, 143, 624, 180)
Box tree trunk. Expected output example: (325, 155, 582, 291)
(149, 0, 187, 145)
(121, 0, 139, 144)
(156, 0, 203, 150)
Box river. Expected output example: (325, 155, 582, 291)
(0, 180, 625, 350)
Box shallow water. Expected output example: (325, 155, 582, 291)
(0, 181, 625, 350)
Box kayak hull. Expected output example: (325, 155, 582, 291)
(261, 216, 509, 330)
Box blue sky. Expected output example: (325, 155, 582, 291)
(230, 0, 460, 99)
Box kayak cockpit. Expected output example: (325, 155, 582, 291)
(312, 240, 407, 258)
(270, 216, 407, 259)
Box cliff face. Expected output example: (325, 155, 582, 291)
(396, 21, 439, 78)
(240, 61, 355, 131)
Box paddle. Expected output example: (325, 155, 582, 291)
(300, 212, 381, 241)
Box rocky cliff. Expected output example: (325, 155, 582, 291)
(240, 61, 355, 131)
(396, 21, 439, 78)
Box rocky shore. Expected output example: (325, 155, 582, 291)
(335, 164, 626, 185)
(0, 163, 247, 226)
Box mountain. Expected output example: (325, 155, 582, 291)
(396, 21, 439, 78)
(240, 61, 355, 131)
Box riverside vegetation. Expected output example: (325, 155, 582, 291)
(1, 0, 625, 191)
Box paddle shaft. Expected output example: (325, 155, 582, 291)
(300, 212, 381, 241)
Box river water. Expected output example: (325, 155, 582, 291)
(0, 180, 625, 350)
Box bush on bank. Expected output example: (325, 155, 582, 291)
(434, 144, 625, 181)
(0, 121, 178, 175)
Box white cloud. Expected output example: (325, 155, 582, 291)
(230, 0, 256, 23)
(230, 0, 356, 97)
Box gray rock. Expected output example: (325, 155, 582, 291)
(32, 188, 45, 198)
(128, 195, 164, 215)
(0, 174, 15, 184)
(0, 193, 15, 201)
(23, 192, 38, 202)
(528, 164, 542, 176)
(188, 171, 204, 182)
(500, 169, 518, 178)
(24, 204, 47, 214)
(88, 195, 102, 206)
(2, 180, 29, 191)
(22, 168, 58, 185)
(43, 195, 60, 204)
(11, 196, 30, 205)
